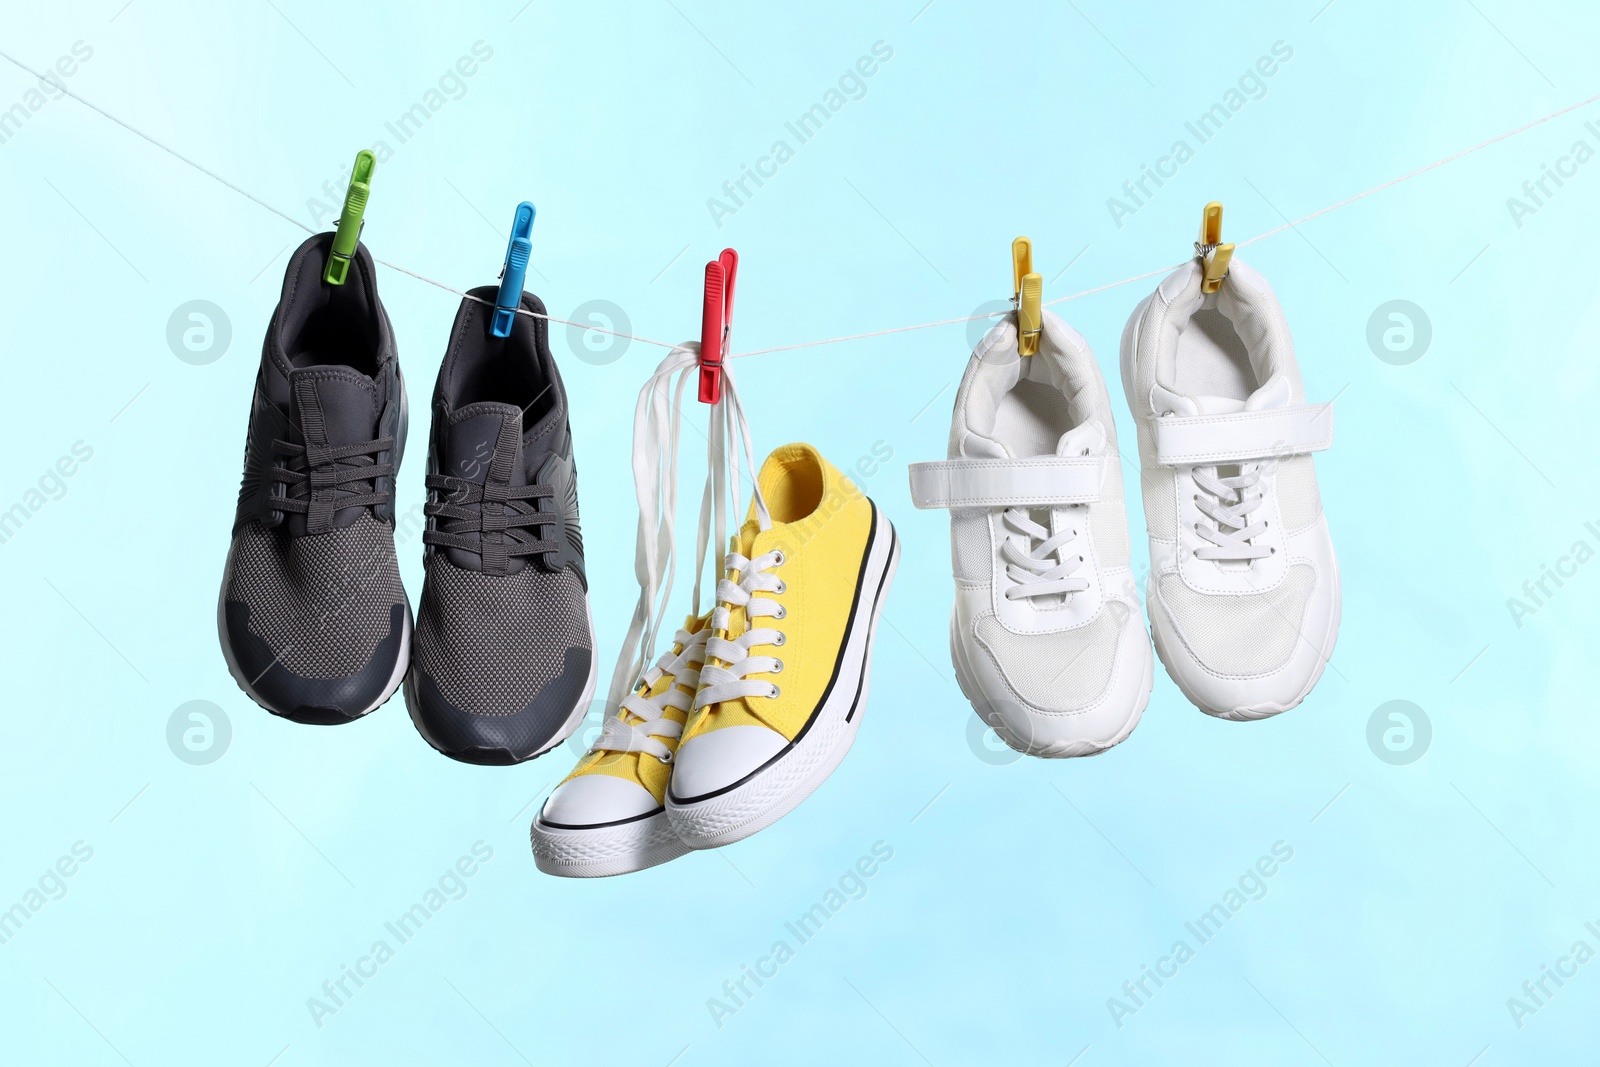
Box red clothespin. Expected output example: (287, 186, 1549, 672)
(698, 248, 738, 404)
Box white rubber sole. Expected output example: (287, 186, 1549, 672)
(531, 809, 691, 878)
(948, 613, 1151, 759)
(666, 509, 900, 850)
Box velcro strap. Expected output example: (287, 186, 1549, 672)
(1154, 404, 1333, 466)
(908, 456, 1104, 509)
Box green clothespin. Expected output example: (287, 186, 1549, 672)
(324, 150, 376, 285)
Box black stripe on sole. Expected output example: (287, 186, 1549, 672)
(668, 504, 897, 806)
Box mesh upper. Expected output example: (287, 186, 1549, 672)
(1157, 563, 1316, 677)
(1090, 472, 1130, 569)
(224, 514, 405, 678)
(1274, 456, 1323, 532)
(1141, 467, 1177, 540)
(413, 557, 591, 715)
(950, 513, 989, 582)
(973, 601, 1128, 713)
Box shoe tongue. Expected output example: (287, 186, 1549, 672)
(735, 520, 759, 557)
(284, 366, 381, 535)
(443, 403, 525, 486)
(440, 403, 526, 572)
(288, 366, 379, 447)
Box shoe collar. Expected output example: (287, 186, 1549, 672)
(266, 233, 393, 385)
(1149, 256, 1302, 409)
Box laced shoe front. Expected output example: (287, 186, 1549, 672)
(693, 545, 789, 711)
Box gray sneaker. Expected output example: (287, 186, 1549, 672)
(406, 287, 596, 765)
(218, 234, 410, 725)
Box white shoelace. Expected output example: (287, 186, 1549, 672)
(593, 625, 710, 762)
(1000, 509, 1089, 601)
(1192, 464, 1271, 561)
(694, 550, 787, 709)
(601, 341, 772, 731)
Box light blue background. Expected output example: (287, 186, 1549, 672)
(1, 1, 1596, 1063)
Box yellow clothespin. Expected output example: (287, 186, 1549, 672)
(1197, 202, 1234, 294)
(1011, 236, 1042, 356)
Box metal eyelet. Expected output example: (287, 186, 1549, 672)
(774, 580, 787, 594)
(769, 684, 781, 698)
(772, 550, 786, 566)
(774, 605, 787, 619)
(658, 750, 674, 764)
(771, 659, 784, 673)
(773, 632, 786, 646)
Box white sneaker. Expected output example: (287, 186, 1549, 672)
(1120, 256, 1340, 720)
(910, 311, 1153, 757)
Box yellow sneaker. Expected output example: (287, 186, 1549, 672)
(667, 443, 899, 848)
(531, 616, 710, 877)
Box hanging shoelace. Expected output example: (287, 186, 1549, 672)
(1192, 464, 1271, 561)
(601, 341, 771, 719)
(694, 550, 786, 708)
(594, 625, 711, 763)
(1000, 509, 1089, 601)
(269, 436, 395, 530)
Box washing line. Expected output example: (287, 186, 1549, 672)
(0, 48, 681, 351)
(733, 89, 1600, 359)
(4, 47, 1593, 359)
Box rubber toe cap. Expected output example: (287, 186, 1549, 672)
(669, 725, 789, 803)
(540, 774, 660, 827)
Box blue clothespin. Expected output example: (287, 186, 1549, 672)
(491, 201, 536, 338)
